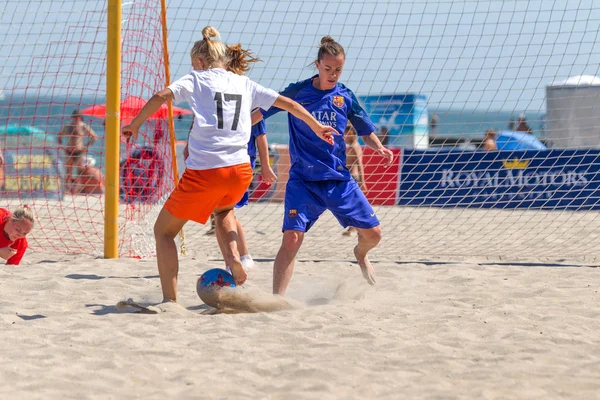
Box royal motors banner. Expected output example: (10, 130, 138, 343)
(398, 149, 600, 210)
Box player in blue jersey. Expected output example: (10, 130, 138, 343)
(253, 36, 394, 295)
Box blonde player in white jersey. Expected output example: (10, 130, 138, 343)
(121, 26, 337, 303)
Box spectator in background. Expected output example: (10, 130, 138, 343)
(153, 123, 165, 146)
(378, 126, 390, 146)
(515, 113, 533, 134)
(429, 114, 439, 137)
(58, 110, 99, 189)
(71, 156, 104, 195)
(508, 117, 515, 131)
(343, 122, 367, 236)
(482, 129, 498, 151)
(0, 206, 34, 265)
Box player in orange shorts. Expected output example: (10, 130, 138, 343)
(122, 26, 337, 302)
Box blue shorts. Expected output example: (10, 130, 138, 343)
(235, 157, 256, 208)
(282, 179, 380, 232)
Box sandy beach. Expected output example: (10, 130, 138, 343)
(1, 238, 599, 399)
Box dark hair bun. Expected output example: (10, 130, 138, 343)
(320, 35, 336, 46)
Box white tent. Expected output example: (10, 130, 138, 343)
(549, 75, 600, 87)
(546, 75, 600, 148)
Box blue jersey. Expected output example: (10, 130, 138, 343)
(235, 120, 266, 209)
(261, 75, 375, 181)
(247, 120, 266, 159)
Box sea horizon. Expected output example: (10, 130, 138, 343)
(0, 94, 545, 145)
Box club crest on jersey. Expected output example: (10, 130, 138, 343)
(332, 96, 344, 108)
(288, 209, 298, 218)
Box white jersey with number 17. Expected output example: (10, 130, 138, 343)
(168, 68, 278, 170)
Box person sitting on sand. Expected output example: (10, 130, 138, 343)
(71, 156, 104, 195)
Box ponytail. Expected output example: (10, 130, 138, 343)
(226, 43, 261, 76)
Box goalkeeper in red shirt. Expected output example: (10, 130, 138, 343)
(0, 207, 34, 265)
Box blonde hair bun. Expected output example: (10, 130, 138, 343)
(202, 26, 220, 41)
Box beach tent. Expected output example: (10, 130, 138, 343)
(496, 130, 547, 151)
(546, 74, 600, 148)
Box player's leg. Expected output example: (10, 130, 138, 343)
(213, 213, 229, 269)
(153, 208, 187, 301)
(342, 226, 356, 236)
(236, 218, 254, 269)
(353, 225, 381, 285)
(214, 163, 253, 285)
(214, 216, 252, 272)
(233, 190, 254, 270)
(213, 206, 246, 285)
(159, 168, 222, 300)
(327, 179, 381, 285)
(205, 214, 216, 235)
(342, 172, 361, 236)
(273, 230, 304, 295)
(273, 180, 325, 295)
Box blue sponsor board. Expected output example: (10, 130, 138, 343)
(2, 148, 64, 199)
(398, 149, 600, 210)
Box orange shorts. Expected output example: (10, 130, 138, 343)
(164, 163, 252, 224)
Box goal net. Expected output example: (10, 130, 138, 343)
(2, 0, 600, 263)
(0, 0, 176, 257)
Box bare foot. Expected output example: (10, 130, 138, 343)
(229, 258, 247, 286)
(354, 246, 376, 285)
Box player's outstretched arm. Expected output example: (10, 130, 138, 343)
(272, 95, 338, 145)
(121, 88, 174, 140)
(361, 133, 394, 167)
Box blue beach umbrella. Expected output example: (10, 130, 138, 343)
(0, 124, 46, 135)
(496, 130, 547, 151)
(0, 124, 56, 142)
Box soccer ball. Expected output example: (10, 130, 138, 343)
(196, 268, 236, 308)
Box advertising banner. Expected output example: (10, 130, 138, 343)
(398, 149, 600, 210)
(359, 94, 429, 149)
(250, 146, 402, 206)
(2, 148, 63, 199)
(362, 147, 403, 205)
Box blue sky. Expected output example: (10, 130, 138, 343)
(1, 0, 599, 113)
